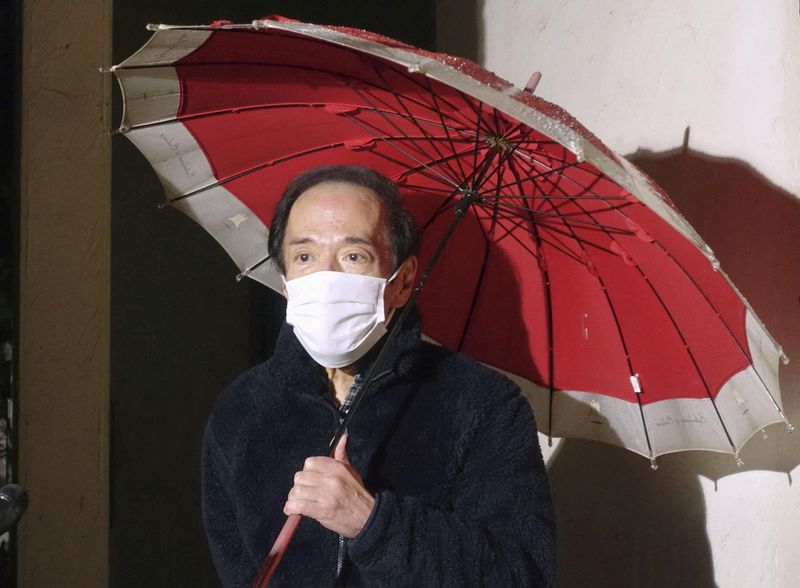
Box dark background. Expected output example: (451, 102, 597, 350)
(110, 3, 435, 585)
(0, 0, 21, 584)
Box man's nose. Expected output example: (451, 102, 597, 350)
(319, 254, 343, 273)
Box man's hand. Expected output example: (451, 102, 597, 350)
(284, 434, 375, 538)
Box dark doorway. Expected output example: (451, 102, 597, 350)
(110, 3, 435, 586)
(0, 0, 21, 585)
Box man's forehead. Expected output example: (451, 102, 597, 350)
(294, 180, 383, 206)
(288, 182, 388, 229)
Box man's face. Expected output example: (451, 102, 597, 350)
(282, 181, 416, 311)
(283, 181, 394, 280)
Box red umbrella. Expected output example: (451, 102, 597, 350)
(112, 16, 790, 465)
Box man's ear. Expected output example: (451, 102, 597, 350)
(387, 256, 418, 309)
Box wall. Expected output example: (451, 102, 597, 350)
(438, 1, 800, 586)
(17, 0, 112, 585)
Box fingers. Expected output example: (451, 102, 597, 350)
(283, 442, 375, 538)
(333, 433, 349, 463)
(301, 455, 349, 475)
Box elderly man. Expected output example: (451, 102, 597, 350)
(202, 165, 555, 587)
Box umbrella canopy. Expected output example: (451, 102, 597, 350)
(112, 17, 790, 464)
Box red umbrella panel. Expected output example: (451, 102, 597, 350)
(112, 18, 791, 463)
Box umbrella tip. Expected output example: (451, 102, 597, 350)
(784, 420, 795, 434)
(734, 454, 744, 468)
(523, 71, 542, 94)
(649, 457, 658, 470)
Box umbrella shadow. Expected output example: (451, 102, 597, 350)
(542, 140, 800, 587)
(628, 140, 800, 481)
(546, 420, 717, 588)
(475, 252, 718, 585)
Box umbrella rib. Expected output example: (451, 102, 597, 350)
(544, 184, 743, 456)
(338, 111, 462, 191)
(162, 132, 468, 205)
(474, 204, 541, 257)
(126, 44, 478, 131)
(420, 78, 471, 182)
(648, 247, 788, 419)
(505, 154, 657, 457)
(473, 201, 584, 263)
(468, 126, 535, 195)
(470, 102, 485, 179)
(118, 100, 481, 142)
(163, 142, 358, 204)
(235, 253, 274, 281)
(518, 152, 742, 456)
(511, 148, 627, 210)
(348, 80, 465, 184)
(455, 233, 492, 353)
(423, 147, 552, 349)
(496, 208, 613, 263)
(490, 201, 635, 234)
(501, 156, 557, 436)
(480, 193, 628, 202)
(366, 68, 470, 183)
(419, 190, 465, 232)
(537, 160, 776, 412)
(366, 56, 486, 131)
(481, 158, 630, 203)
(481, 169, 621, 260)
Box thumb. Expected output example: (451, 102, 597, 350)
(333, 433, 349, 463)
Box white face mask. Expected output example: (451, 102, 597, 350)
(284, 269, 400, 368)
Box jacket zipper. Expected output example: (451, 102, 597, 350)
(332, 369, 392, 583)
(334, 376, 360, 583)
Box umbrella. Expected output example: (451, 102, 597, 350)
(111, 16, 791, 466)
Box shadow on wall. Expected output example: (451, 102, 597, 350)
(629, 141, 800, 480)
(547, 139, 800, 587)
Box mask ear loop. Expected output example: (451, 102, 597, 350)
(386, 265, 402, 283)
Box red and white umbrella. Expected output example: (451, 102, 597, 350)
(112, 16, 791, 466)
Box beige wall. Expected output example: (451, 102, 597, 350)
(437, 1, 800, 586)
(18, 0, 112, 584)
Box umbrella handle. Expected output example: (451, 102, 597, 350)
(251, 514, 302, 588)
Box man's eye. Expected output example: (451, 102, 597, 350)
(297, 253, 311, 263)
(346, 253, 363, 262)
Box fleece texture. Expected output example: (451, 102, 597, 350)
(202, 309, 556, 587)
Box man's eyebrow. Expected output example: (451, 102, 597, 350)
(287, 237, 315, 246)
(343, 236, 375, 247)
(287, 236, 376, 248)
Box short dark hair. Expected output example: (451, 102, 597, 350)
(268, 165, 419, 273)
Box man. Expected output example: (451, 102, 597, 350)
(202, 165, 556, 587)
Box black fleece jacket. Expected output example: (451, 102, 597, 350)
(202, 310, 555, 587)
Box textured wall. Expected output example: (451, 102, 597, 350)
(18, 0, 112, 585)
(439, 1, 800, 586)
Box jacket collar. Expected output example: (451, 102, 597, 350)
(266, 305, 427, 475)
(268, 304, 425, 400)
